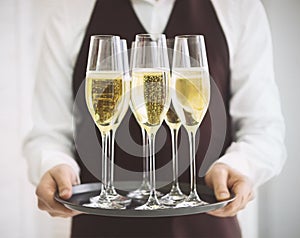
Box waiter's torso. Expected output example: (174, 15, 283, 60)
(72, 0, 241, 237)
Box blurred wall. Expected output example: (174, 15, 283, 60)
(259, 0, 300, 237)
(0, 0, 71, 237)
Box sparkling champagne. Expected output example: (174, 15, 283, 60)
(165, 103, 181, 130)
(172, 68, 210, 131)
(86, 72, 123, 132)
(131, 69, 170, 134)
(111, 80, 130, 129)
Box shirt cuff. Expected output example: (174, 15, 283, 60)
(40, 150, 81, 184)
(206, 143, 256, 186)
(213, 152, 253, 179)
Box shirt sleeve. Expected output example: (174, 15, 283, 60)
(212, 0, 286, 187)
(23, 2, 81, 185)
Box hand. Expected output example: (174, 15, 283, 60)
(204, 163, 254, 217)
(35, 164, 82, 218)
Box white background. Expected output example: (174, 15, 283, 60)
(0, 1, 71, 237)
(259, 0, 300, 237)
(0, 0, 299, 237)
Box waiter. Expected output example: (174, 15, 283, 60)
(24, 0, 286, 237)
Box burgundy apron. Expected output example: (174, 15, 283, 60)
(72, 0, 241, 237)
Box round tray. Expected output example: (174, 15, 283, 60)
(55, 181, 235, 217)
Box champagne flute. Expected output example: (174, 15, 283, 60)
(127, 42, 163, 200)
(106, 39, 131, 204)
(127, 41, 151, 200)
(89, 39, 132, 205)
(131, 34, 171, 210)
(84, 35, 125, 209)
(172, 35, 210, 207)
(160, 39, 186, 206)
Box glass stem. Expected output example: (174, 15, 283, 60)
(99, 132, 109, 200)
(106, 131, 111, 187)
(108, 129, 116, 189)
(187, 130, 197, 194)
(148, 132, 158, 201)
(141, 128, 149, 184)
(171, 128, 180, 189)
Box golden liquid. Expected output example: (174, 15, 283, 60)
(173, 69, 210, 129)
(86, 72, 123, 132)
(112, 80, 130, 130)
(165, 104, 181, 130)
(131, 70, 169, 134)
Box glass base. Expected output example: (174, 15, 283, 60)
(90, 194, 131, 206)
(84, 196, 126, 209)
(127, 181, 163, 200)
(107, 186, 132, 205)
(160, 186, 187, 206)
(135, 194, 167, 210)
(175, 191, 208, 208)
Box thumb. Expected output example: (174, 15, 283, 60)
(51, 166, 74, 200)
(210, 169, 230, 201)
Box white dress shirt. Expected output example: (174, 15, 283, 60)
(24, 0, 286, 188)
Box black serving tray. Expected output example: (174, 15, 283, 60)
(55, 181, 235, 217)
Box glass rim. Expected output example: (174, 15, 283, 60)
(90, 35, 120, 40)
(135, 33, 167, 41)
(136, 33, 166, 37)
(175, 35, 204, 40)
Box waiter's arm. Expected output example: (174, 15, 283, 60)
(22, 2, 94, 217)
(205, 0, 286, 216)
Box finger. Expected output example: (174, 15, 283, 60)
(208, 180, 252, 217)
(49, 209, 81, 218)
(50, 167, 74, 199)
(248, 190, 255, 201)
(210, 168, 231, 201)
(38, 189, 77, 215)
(36, 173, 76, 215)
(38, 199, 79, 217)
(37, 198, 51, 211)
(230, 179, 251, 209)
(207, 195, 243, 217)
(49, 212, 69, 218)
